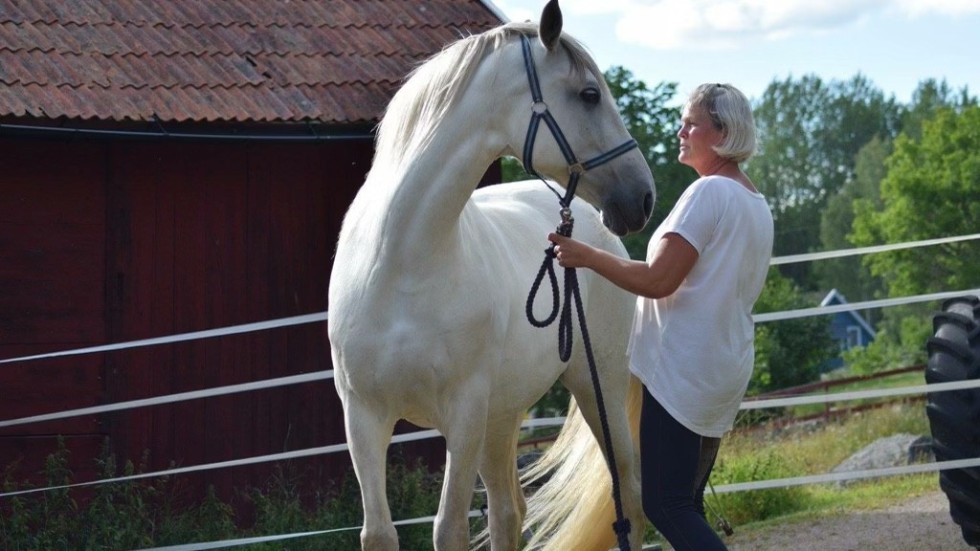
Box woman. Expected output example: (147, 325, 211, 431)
(548, 83, 774, 551)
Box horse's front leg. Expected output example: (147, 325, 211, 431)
(341, 392, 399, 551)
(434, 384, 490, 551)
(479, 416, 526, 550)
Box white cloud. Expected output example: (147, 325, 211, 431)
(611, 0, 887, 50)
(541, 0, 977, 51)
(895, 0, 980, 17)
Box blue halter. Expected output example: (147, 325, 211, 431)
(519, 34, 639, 209)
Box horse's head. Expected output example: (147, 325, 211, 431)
(498, 0, 655, 236)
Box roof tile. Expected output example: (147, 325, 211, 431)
(0, 0, 502, 123)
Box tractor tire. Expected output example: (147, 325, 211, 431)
(926, 295, 980, 549)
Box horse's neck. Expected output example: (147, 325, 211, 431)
(359, 119, 498, 270)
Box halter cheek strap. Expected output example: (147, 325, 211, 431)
(519, 34, 639, 208)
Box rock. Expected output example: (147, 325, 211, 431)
(831, 433, 934, 486)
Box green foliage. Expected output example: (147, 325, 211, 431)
(751, 268, 836, 395)
(814, 136, 891, 315)
(1, 443, 448, 550)
(851, 105, 980, 297)
(815, 79, 976, 311)
(706, 450, 807, 525)
(530, 382, 571, 417)
(499, 156, 534, 184)
(749, 74, 903, 288)
(901, 79, 978, 141)
(0, 440, 237, 551)
(842, 307, 930, 375)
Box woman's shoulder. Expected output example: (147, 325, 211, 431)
(691, 175, 763, 199)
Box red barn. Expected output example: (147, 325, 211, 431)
(0, 0, 504, 504)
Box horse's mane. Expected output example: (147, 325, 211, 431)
(372, 21, 605, 173)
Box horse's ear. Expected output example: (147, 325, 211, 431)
(538, 0, 563, 51)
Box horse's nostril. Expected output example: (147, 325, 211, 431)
(643, 192, 654, 218)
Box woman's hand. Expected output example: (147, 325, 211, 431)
(547, 231, 699, 299)
(548, 232, 594, 269)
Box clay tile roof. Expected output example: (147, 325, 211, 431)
(0, 0, 504, 124)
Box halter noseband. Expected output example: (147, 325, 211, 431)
(519, 34, 639, 208)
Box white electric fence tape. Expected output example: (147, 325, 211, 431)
(753, 288, 980, 323)
(2, 286, 978, 431)
(712, 457, 980, 493)
(128, 457, 980, 551)
(134, 510, 486, 551)
(769, 232, 980, 265)
(740, 377, 980, 410)
(1, 287, 975, 369)
(0, 371, 334, 429)
(0, 427, 443, 499)
(0, 312, 329, 365)
(0, 419, 570, 499)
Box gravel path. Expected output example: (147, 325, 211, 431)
(722, 491, 975, 551)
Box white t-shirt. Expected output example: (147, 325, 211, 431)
(628, 175, 774, 437)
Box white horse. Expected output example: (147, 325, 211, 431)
(328, 2, 654, 549)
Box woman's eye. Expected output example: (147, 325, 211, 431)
(579, 87, 600, 105)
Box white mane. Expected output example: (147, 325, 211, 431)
(372, 21, 603, 175)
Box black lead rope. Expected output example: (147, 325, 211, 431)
(526, 209, 632, 551)
(517, 32, 635, 550)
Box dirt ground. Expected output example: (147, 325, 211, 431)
(722, 491, 976, 551)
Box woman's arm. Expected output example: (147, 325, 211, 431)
(548, 232, 698, 299)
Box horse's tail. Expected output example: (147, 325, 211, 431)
(521, 374, 643, 551)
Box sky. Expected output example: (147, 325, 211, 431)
(489, 0, 980, 105)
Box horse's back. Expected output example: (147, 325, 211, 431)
(470, 180, 629, 259)
(469, 179, 636, 377)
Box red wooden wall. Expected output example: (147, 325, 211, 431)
(0, 140, 108, 483)
(0, 136, 502, 506)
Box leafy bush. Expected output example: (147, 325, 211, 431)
(0, 439, 237, 550)
(706, 449, 807, 526)
(1, 441, 448, 550)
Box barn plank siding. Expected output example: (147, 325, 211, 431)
(0, 139, 108, 482)
(1, 136, 492, 505)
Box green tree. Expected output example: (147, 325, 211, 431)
(814, 136, 891, 316)
(815, 79, 976, 324)
(749, 74, 902, 288)
(901, 79, 978, 141)
(751, 268, 836, 394)
(851, 105, 980, 297)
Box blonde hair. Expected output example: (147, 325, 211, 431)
(687, 83, 757, 163)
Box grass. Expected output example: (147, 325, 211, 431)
(702, 401, 935, 533)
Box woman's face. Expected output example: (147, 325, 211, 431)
(677, 104, 725, 174)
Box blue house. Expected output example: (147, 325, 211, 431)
(821, 289, 877, 370)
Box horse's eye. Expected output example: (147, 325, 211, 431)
(579, 87, 600, 105)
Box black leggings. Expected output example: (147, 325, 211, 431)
(640, 387, 727, 551)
